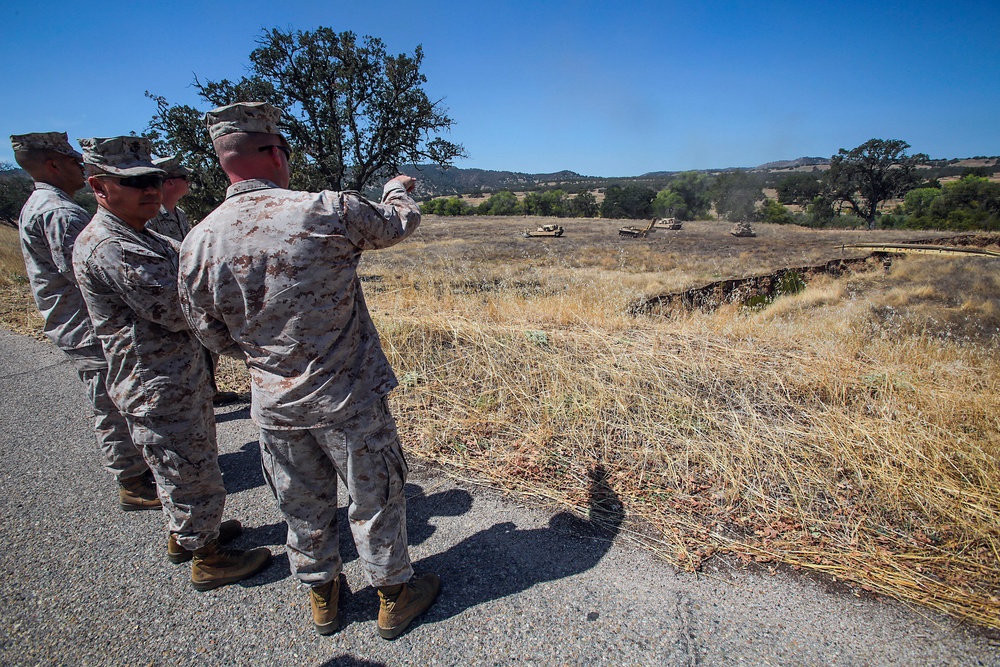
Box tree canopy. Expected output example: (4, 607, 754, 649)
(652, 171, 711, 220)
(711, 171, 765, 222)
(600, 184, 656, 219)
(0, 163, 33, 224)
(826, 138, 928, 229)
(146, 26, 465, 221)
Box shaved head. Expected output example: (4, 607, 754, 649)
(213, 132, 287, 163)
(15, 148, 85, 194)
(213, 132, 291, 189)
(14, 148, 61, 176)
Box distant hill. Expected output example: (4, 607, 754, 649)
(754, 157, 830, 170)
(398, 165, 592, 198)
(401, 154, 999, 200)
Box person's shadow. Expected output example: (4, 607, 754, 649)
(218, 440, 266, 494)
(232, 478, 476, 588)
(317, 658, 387, 667)
(337, 464, 623, 631)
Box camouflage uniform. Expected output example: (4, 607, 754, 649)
(178, 103, 421, 586)
(72, 137, 223, 550)
(145, 204, 190, 242)
(12, 132, 147, 483)
(145, 154, 192, 242)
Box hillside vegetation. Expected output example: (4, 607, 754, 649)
(2, 217, 999, 628)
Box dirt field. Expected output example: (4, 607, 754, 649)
(369, 215, 958, 292)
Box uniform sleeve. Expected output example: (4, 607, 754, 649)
(94, 239, 193, 333)
(177, 285, 242, 358)
(177, 207, 192, 238)
(339, 181, 421, 251)
(177, 249, 242, 359)
(42, 206, 90, 285)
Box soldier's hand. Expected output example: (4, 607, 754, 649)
(390, 175, 416, 193)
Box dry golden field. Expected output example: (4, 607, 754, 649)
(3, 215, 1000, 628)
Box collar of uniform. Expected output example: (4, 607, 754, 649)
(93, 206, 153, 242)
(226, 178, 280, 199)
(34, 182, 69, 197)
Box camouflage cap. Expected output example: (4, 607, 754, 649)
(153, 153, 192, 178)
(204, 102, 283, 141)
(79, 136, 166, 177)
(10, 132, 83, 160)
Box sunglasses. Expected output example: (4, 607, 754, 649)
(258, 144, 291, 159)
(96, 173, 164, 189)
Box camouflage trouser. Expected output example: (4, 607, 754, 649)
(63, 344, 149, 483)
(127, 399, 225, 550)
(259, 396, 413, 588)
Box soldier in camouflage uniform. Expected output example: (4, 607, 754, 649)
(177, 102, 439, 638)
(72, 136, 270, 588)
(11, 132, 157, 511)
(144, 154, 191, 242)
(145, 153, 240, 406)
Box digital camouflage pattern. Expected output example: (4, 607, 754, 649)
(73, 208, 213, 417)
(78, 137, 166, 177)
(63, 345, 149, 482)
(145, 204, 191, 242)
(18, 183, 97, 350)
(130, 399, 225, 549)
(204, 102, 283, 141)
(10, 131, 82, 158)
(152, 154, 191, 178)
(73, 207, 222, 548)
(17, 179, 147, 483)
(178, 178, 420, 429)
(259, 397, 413, 587)
(178, 172, 420, 585)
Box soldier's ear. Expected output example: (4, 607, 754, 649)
(89, 176, 109, 201)
(44, 157, 63, 177)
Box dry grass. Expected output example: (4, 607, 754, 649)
(367, 216, 1000, 629)
(3, 215, 998, 627)
(0, 225, 45, 339)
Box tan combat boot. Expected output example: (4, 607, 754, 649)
(167, 519, 244, 564)
(118, 472, 161, 512)
(376, 573, 441, 640)
(309, 574, 345, 636)
(190, 540, 272, 592)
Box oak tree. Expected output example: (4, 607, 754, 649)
(826, 139, 928, 229)
(146, 27, 465, 221)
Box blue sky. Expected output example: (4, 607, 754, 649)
(1, 0, 997, 177)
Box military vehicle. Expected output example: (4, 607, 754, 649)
(653, 217, 682, 230)
(730, 222, 756, 237)
(524, 224, 565, 237)
(618, 218, 657, 238)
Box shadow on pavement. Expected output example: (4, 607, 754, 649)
(418, 464, 622, 623)
(405, 482, 474, 547)
(214, 404, 251, 424)
(231, 479, 478, 591)
(316, 657, 388, 667)
(338, 464, 622, 633)
(219, 440, 266, 494)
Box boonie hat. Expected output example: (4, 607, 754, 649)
(10, 132, 83, 160)
(153, 154, 192, 178)
(204, 102, 283, 141)
(79, 137, 166, 177)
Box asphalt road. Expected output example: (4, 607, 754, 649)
(1, 328, 998, 667)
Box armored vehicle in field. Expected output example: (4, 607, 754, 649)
(619, 218, 657, 238)
(730, 222, 756, 237)
(653, 217, 683, 230)
(524, 224, 565, 237)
